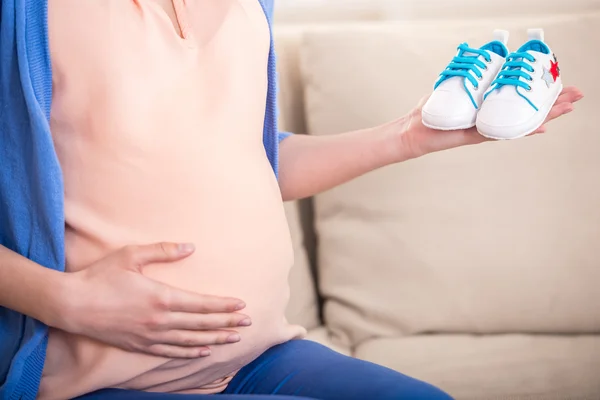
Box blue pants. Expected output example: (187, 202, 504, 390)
(76, 340, 453, 400)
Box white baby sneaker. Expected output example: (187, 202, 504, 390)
(422, 30, 510, 130)
(476, 29, 563, 140)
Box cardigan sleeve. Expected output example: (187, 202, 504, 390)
(263, 0, 294, 144)
(278, 131, 292, 142)
(263, 0, 274, 19)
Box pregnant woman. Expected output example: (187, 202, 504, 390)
(0, 0, 582, 399)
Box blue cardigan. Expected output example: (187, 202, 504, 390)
(0, 1, 289, 398)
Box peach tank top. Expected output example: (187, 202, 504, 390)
(39, 1, 306, 398)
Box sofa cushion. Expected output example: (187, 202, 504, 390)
(273, 0, 599, 23)
(300, 12, 600, 346)
(284, 201, 320, 330)
(355, 334, 600, 400)
(276, 29, 321, 331)
(305, 326, 351, 356)
(275, 26, 309, 136)
(379, 0, 599, 20)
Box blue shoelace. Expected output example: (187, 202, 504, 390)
(435, 43, 492, 91)
(487, 51, 536, 92)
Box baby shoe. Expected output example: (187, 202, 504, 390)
(422, 30, 510, 130)
(476, 29, 562, 140)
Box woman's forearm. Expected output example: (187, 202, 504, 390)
(278, 118, 408, 201)
(278, 86, 582, 202)
(0, 245, 67, 327)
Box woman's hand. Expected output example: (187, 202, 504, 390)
(397, 86, 584, 159)
(55, 243, 250, 358)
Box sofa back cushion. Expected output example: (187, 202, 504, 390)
(299, 13, 600, 347)
(379, 0, 598, 20)
(283, 201, 320, 330)
(275, 28, 321, 330)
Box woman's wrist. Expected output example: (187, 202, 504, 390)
(0, 245, 75, 329)
(379, 114, 418, 164)
(33, 268, 74, 329)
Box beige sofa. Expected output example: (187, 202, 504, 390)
(276, 3, 600, 400)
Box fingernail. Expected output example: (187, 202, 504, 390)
(199, 349, 211, 357)
(238, 318, 252, 327)
(178, 243, 195, 254)
(227, 334, 241, 343)
(234, 302, 246, 311)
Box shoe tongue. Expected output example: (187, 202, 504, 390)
(492, 29, 509, 46)
(527, 28, 544, 42)
(518, 28, 550, 55)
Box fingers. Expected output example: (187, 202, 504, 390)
(162, 289, 246, 314)
(145, 344, 212, 359)
(532, 86, 581, 134)
(157, 329, 242, 348)
(124, 242, 196, 269)
(545, 101, 574, 123)
(531, 125, 547, 135)
(555, 86, 584, 105)
(165, 312, 252, 330)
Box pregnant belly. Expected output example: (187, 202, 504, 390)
(39, 148, 306, 399)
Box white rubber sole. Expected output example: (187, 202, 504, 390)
(422, 120, 476, 131)
(421, 110, 477, 131)
(476, 84, 563, 140)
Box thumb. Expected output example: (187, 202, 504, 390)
(124, 242, 195, 271)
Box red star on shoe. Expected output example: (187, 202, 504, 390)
(550, 59, 560, 81)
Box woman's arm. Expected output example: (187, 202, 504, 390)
(0, 245, 68, 327)
(278, 87, 582, 201)
(278, 119, 401, 201)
